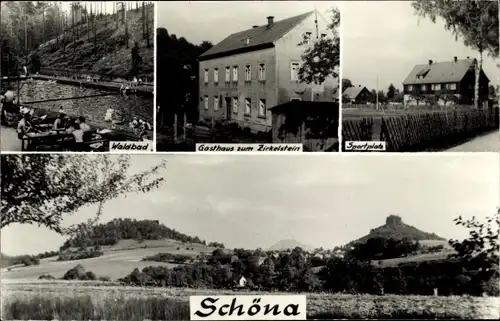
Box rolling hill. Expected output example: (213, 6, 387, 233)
(349, 215, 446, 245)
(268, 239, 313, 251)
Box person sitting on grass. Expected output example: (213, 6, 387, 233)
(78, 116, 91, 132)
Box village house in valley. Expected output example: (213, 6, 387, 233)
(198, 11, 337, 132)
(402, 57, 490, 107)
(342, 85, 373, 104)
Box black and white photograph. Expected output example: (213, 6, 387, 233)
(0, 1, 154, 152)
(156, 1, 340, 152)
(1, 153, 499, 320)
(342, 0, 499, 152)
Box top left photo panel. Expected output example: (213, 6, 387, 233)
(0, 1, 155, 152)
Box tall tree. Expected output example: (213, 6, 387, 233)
(412, 0, 499, 109)
(298, 7, 340, 85)
(387, 83, 396, 100)
(342, 78, 353, 91)
(1, 155, 167, 235)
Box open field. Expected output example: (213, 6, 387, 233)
(2, 239, 217, 280)
(375, 250, 455, 267)
(2, 281, 499, 319)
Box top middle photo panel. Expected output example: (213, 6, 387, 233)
(156, 1, 341, 152)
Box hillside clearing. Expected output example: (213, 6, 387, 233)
(1, 238, 219, 280)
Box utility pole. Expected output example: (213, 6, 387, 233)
(376, 75, 379, 111)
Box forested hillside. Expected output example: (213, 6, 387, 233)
(350, 215, 445, 245)
(60, 218, 205, 250)
(0, 1, 154, 78)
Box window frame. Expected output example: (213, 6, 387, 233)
(244, 98, 251, 115)
(214, 96, 219, 111)
(232, 66, 238, 83)
(258, 63, 266, 81)
(291, 62, 300, 81)
(258, 99, 266, 118)
(232, 97, 238, 114)
(245, 64, 252, 82)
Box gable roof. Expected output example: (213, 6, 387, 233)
(343, 86, 368, 100)
(199, 11, 314, 61)
(402, 59, 486, 85)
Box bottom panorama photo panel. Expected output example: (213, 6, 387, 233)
(1, 153, 499, 320)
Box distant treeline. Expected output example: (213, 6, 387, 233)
(58, 246, 103, 262)
(121, 238, 499, 296)
(60, 218, 207, 250)
(2, 250, 59, 267)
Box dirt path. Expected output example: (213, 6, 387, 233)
(446, 130, 499, 152)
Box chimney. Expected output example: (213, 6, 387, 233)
(252, 25, 259, 29)
(428, 60, 433, 66)
(453, 56, 457, 63)
(267, 16, 274, 27)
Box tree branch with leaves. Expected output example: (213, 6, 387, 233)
(298, 7, 340, 86)
(1, 155, 167, 236)
(448, 209, 499, 264)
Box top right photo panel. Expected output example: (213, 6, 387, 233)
(342, 0, 499, 153)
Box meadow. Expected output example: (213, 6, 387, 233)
(2, 239, 215, 280)
(2, 280, 499, 320)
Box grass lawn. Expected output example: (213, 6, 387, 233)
(2, 281, 499, 320)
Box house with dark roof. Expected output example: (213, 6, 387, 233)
(342, 85, 373, 104)
(402, 57, 490, 106)
(198, 11, 337, 132)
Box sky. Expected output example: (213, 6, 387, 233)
(1, 154, 498, 256)
(156, 1, 339, 45)
(343, 1, 499, 91)
(57, 1, 134, 16)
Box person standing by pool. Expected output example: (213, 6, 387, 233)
(53, 113, 65, 130)
(17, 112, 32, 139)
(72, 122, 84, 151)
(3, 86, 16, 115)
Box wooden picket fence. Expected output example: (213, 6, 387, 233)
(342, 118, 374, 150)
(343, 108, 499, 152)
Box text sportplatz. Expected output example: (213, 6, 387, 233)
(189, 295, 307, 320)
(344, 141, 386, 152)
(196, 143, 303, 153)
